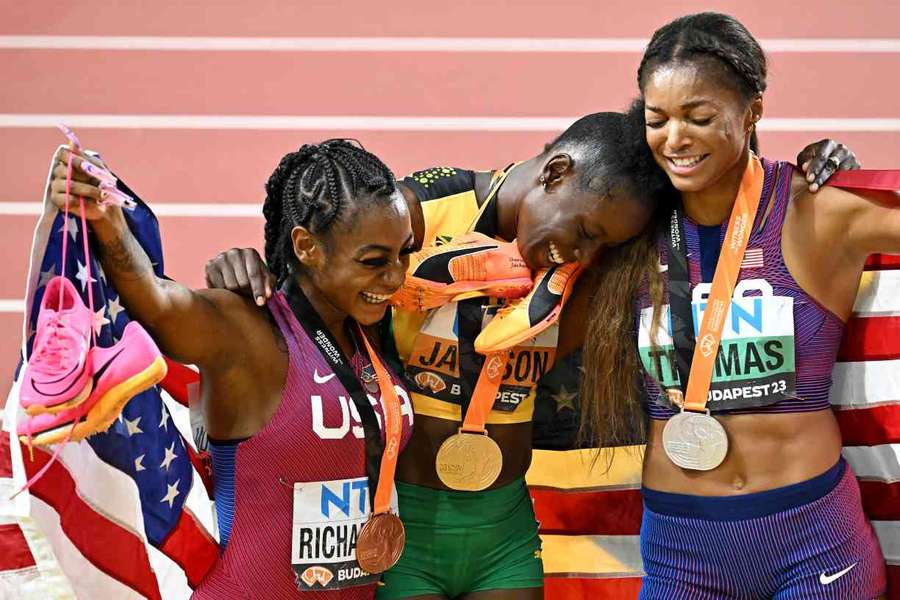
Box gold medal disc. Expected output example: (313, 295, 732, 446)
(434, 430, 503, 491)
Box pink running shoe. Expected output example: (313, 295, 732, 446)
(18, 321, 167, 446)
(19, 276, 94, 411)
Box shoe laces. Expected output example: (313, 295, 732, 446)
(29, 314, 86, 376)
(14, 398, 86, 498)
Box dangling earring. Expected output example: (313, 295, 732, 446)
(747, 114, 760, 134)
(539, 175, 547, 190)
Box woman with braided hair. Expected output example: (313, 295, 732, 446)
(579, 12, 892, 598)
(47, 139, 415, 599)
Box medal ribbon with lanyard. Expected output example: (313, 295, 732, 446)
(662, 159, 900, 471)
(284, 280, 405, 573)
(434, 166, 515, 491)
(662, 154, 763, 471)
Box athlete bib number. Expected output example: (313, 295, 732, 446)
(406, 302, 556, 412)
(639, 279, 796, 411)
(291, 477, 399, 590)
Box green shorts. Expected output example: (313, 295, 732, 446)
(376, 478, 543, 599)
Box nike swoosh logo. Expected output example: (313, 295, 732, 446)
(819, 562, 857, 585)
(92, 348, 125, 387)
(32, 357, 88, 395)
(313, 369, 336, 384)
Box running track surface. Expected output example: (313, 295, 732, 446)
(1, 0, 899, 400)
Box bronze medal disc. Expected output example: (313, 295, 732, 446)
(435, 431, 503, 491)
(356, 512, 405, 574)
(662, 411, 729, 471)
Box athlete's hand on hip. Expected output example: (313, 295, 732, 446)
(205, 247, 275, 306)
(48, 148, 117, 221)
(796, 139, 860, 193)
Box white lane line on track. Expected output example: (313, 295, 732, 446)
(2, 115, 900, 132)
(0, 202, 262, 217)
(0, 36, 899, 53)
(0, 300, 24, 313)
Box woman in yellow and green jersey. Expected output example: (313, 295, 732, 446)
(379, 119, 662, 599)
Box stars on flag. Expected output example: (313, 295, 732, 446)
(160, 479, 180, 509)
(160, 443, 178, 472)
(38, 267, 57, 289)
(58, 215, 79, 243)
(159, 405, 169, 432)
(125, 416, 143, 437)
(92, 307, 110, 337)
(134, 454, 146, 473)
(107, 295, 125, 324)
(552, 385, 578, 413)
(75, 260, 97, 292)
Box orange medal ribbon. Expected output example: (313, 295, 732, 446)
(357, 327, 403, 516)
(682, 155, 764, 413)
(460, 352, 509, 434)
(661, 154, 764, 471)
(432, 167, 517, 490)
(355, 327, 406, 573)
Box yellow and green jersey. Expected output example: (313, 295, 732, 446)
(392, 166, 560, 425)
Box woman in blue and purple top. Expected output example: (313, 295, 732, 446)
(582, 12, 895, 599)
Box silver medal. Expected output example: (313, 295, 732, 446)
(662, 410, 728, 471)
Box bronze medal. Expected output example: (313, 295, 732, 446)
(356, 512, 405, 574)
(435, 430, 503, 491)
(662, 410, 729, 471)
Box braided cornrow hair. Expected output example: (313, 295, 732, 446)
(637, 12, 767, 152)
(262, 139, 396, 283)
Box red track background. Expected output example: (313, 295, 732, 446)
(1, 0, 898, 403)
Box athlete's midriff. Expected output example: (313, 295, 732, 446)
(643, 408, 842, 495)
(396, 415, 533, 490)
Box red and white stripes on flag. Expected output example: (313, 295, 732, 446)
(526, 256, 900, 600)
(1, 385, 217, 600)
(741, 247, 765, 269)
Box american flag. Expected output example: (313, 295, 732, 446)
(0, 148, 218, 599)
(527, 253, 900, 599)
(740, 247, 765, 270)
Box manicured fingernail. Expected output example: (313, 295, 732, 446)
(806, 172, 815, 182)
(100, 189, 137, 210)
(81, 160, 115, 183)
(256, 296, 265, 306)
(809, 183, 819, 192)
(57, 124, 81, 149)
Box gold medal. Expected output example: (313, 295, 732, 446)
(435, 429, 503, 491)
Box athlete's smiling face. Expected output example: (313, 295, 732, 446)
(515, 158, 652, 270)
(642, 59, 761, 193)
(296, 192, 414, 326)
